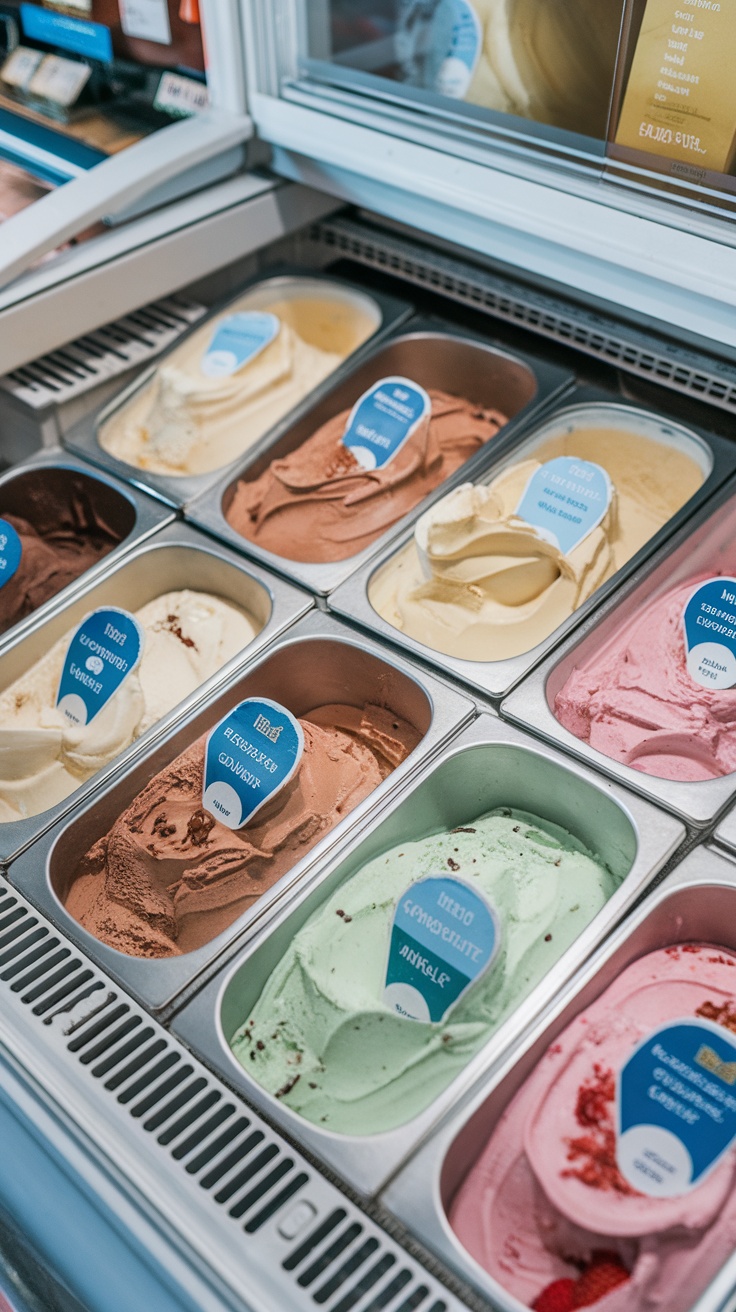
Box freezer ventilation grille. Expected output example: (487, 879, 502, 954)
(0, 295, 205, 411)
(0, 883, 466, 1312)
(312, 215, 736, 416)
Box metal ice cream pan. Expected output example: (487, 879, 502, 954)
(169, 714, 685, 1200)
(63, 271, 412, 509)
(8, 611, 474, 1013)
(714, 805, 736, 857)
(0, 447, 173, 655)
(381, 845, 736, 1312)
(185, 318, 572, 597)
(329, 388, 735, 701)
(0, 521, 313, 865)
(503, 472, 736, 830)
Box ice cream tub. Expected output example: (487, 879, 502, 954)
(503, 473, 736, 830)
(7, 611, 474, 1012)
(0, 448, 173, 653)
(169, 714, 684, 1199)
(63, 271, 412, 509)
(330, 389, 735, 700)
(381, 844, 736, 1312)
(0, 520, 313, 865)
(185, 319, 571, 597)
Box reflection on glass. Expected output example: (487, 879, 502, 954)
(323, 0, 626, 140)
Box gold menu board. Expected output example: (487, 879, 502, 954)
(615, 0, 736, 174)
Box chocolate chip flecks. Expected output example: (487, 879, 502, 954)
(186, 807, 215, 846)
(164, 613, 197, 649)
(275, 1073, 301, 1099)
(451, 827, 477, 834)
(447, 857, 460, 872)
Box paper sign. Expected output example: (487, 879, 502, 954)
(516, 457, 612, 555)
(384, 877, 500, 1023)
(154, 70, 208, 117)
(0, 520, 22, 590)
(617, 1019, 736, 1197)
(342, 376, 431, 471)
(682, 576, 736, 690)
(202, 698, 304, 831)
(615, 0, 736, 174)
(436, 0, 482, 99)
(1, 46, 43, 90)
(201, 312, 280, 378)
(28, 54, 91, 106)
(57, 607, 144, 727)
(119, 0, 172, 46)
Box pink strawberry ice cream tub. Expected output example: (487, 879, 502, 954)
(380, 845, 736, 1312)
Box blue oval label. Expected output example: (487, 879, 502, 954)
(516, 457, 613, 556)
(342, 375, 431, 471)
(436, 0, 482, 98)
(617, 1019, 736, 1197)
(384, 876, 500, 1023)
(0, 519, 22, 589)
(202, 697, 304, 831)
(683, 577, 736, 690)
(201, 312, 280, 378)
(56, 607, 144, 727)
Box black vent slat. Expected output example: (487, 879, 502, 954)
(21, 957, 78, 1002)
(284, 1209, 347, 1272)
(158, 1090, 221, 1146)
(362, 1270, 413, 1311)
(117, 1052, 179, 1103)
(0, 906, 27, 935)
(80, 1016, 141, 1065)
(130, 1063, 191, 1118)
(244, 1172, 309, 1235)
(298, 1223, 363, 1288)
(0, 927, 44, 967)
(3, 936, 58, 978)
(332, 1255, 396, 1312)
(143, 1077, 208, 1132)
(313, 1238, 380, 1304)
(214, 1140, 275, 1203)
(107, 1039, 168, 1091)
(35, 971, 97, 1016)
(229, 1157, 293, 1219)
(172, 1102, 234, 1160)
(186, 1115, 250, 1176)
(427, 1303, 448, 1312)
(68, 1003, 128, 1051)
(91, 1027, 155, 1078)
(201, 1128, 263, 1190)
(396, 1289, 431, 1312)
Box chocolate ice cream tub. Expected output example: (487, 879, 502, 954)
(185, 318, 572, 597)
(169, 714, 684, 1199)
(0, 448, 173, 653)
(7, 612, 475, 1013)
(330, 388, 735, 700)
(503, 473, 736, 830)
(380, 845, 736, 1312)
(0, 521, 313, 864)
(63, 271, 412, 509)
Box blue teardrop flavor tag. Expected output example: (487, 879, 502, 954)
(202, 697, 304, 831)
(384, 876, 500, 1023)
(201, 312, 280, 378)
(617, 1019, 736, 1198)
(516, 457, 612, 555)
(436, 0, 482, 98)
(0, 519, 22, 589)
(682, 577, 736, 690)
(56, 607, 144, 727)
(342, 375, 431, 471)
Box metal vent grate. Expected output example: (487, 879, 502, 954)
(0, 295, 205, 411)
(0, 883, 471, 1312)
(312, 215, 736, 416)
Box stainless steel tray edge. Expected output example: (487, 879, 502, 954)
(184, 317, 573, 597)
(7, 611, 475, 1012)
(380, 844, 736, 1312)
(169, 714, 685, 1200)
(329, 393, 736, 700)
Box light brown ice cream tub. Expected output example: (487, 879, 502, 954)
(186, 318, 572, 597)
(504, 472, 736, 830)
(63, 272, 412, 509)
(380, 845, 736, 1312)
(7, 612, 475, 1012)
(330, 388, 735, 700)
(0, 521, 312, 864)
(169, 714, 684, 1199)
